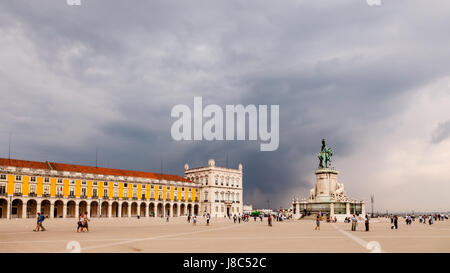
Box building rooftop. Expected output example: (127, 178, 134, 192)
(0, 158, 192, 183)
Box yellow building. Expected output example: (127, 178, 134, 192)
(0, 158, 201, 219)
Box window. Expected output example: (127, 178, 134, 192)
(69, 187, 75, 196)
(29, 184, 36, 194)
(43, 185, 50, 194)
(221, 177, 223, 186)
(70, 180, 75, 185)
(103, 182, 108, 187)
(0, 183, 7, 194)
(133, 190, 137, 198)
(124, 183, 128, 187)
(81, 187, 87, 196)
(103, 188, 108, 197)
(114, 189, 118, 197)
(93, 181, 98, 186)
(92, 188, 98, 197)
(114, 182, 118, 187)
(30, 176, 36, 182)
(124, 188, 128, 197)
(82, 180, 87, 185)
(0, 174, 6, 180)
(44, 177, 50, 183)
(15, 175, 22, 181)
(133, 184, 137, 189)
(215, 177, 218, 185)
(14, 183, 22, 193)
(150, 185, 154, 189)
(150, 191, 154, 199)
(205, 178, 208, 185)
(226, 177, 229, 186)
(57, 178, 63, 184)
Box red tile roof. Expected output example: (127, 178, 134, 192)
(0, 158, 191, 183)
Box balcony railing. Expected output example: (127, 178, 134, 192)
(122, 197, 129, 200)
(13, 192, 22, 197)
(188, 198, 192, 202)
(195, 198, 199, 202)
(215, 200, 219, 203)
(181, 198, 185, 202)
(132, 197, 138, 201)
(43, 193, 50, 198)
(158, 197, 162, 201)
(204, 199, 208, 202)
(113, 197, 119, 200)
(69, 194, 75, 198)
(150, 197, 155, 201)
(55, 193, 64, 198)
(92, 195, 98, 199)
(0, 192, 7, 197)
(29, 193, 37, 197)
(141, 195, 146, 200)
(102, 196, 109, 200)
(174, 197, 178, 201)
(80, 195, 87, 199)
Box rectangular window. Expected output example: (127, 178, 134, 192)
(103, 182, 108, 187)
(30, 176, 36, 182)
(43, 185, 50, 194)
(70, 180, 75, 185)
(93, 181, 98, 186)
(114, 189, 118, 197)
(0, 183, 7, 194)
(92, 188, 98, 197)
(124, 189, 128, 197)
(81, 187, 87, 196)
(29, 184, 36, 194)
(15, 175, 22, 181)
(44, 177, 50, 183)
(56, 186, 63, 195)
(124, 183, 128, 187)
(14, 183, 22, 193)
(0, 174, 6, 180)
(82, 180, 87, 185)
(103, 188, 108, 197)
(69, 187, 75, 196)
(57, 178, 63, 184)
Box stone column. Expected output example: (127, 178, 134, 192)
(63, 202, 67, 218)
(75, 203, 79, 219)
(127, 203, 131, 218)
(330, 202, 334, 218)
(6, 200, 10, 219)
(118, 202, 122, 218)
(87, 204, 91, 218)
(107, 203, 112, 218)
(36, 202, 41, 215)
(361, 201, 366, 216)
(22, 202, 27, 219)
(50, 202, 54, 219)
(144, 204, 148, 217)
(345, 202, 350, 215)
(169, 203, 173, 217)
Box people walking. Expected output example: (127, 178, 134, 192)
(206, 213, 210, 226)
(77, 213, 84, 232)
(365, 214, 369, 231)
(351, 215, 357, 231)
(33, 212, 45, 232)
(193, 215, 197, 226)
(83, 212, 89, 232)
(314, 214, 320, 230)
(268, 214, 272, 226)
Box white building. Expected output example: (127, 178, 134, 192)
(184, 159, 243, 217)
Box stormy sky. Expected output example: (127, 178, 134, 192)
(1, 0, 450, 212)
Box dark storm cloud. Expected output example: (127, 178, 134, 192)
(1, 0, 450, 210)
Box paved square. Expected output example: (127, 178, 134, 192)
(0, 217, 449, 253)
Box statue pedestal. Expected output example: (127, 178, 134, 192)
(314, 168, 338, 202)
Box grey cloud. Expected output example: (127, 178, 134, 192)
(1, 0, 450, 210)
(432, 120, 450, 144)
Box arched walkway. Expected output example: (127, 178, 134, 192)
(131, 202, 138, 217)
(54, 200, 64, 218)
(11, 199, 23, 218)
(101, 201, 109, 217)
(165, 203, 171, 217)
(187, 204, 192, 216)
(149, 203, 155, 217)
(0, 199, 7, 218)
(194, 204, 199, 216)
(172, 203, 178, 217)
(180, 204, 185, 216)
(41, 200, 51, 217)
(26, 199, 37, 218)
(121, 202, 129, 217)
(90, 201, 99, 217)
(67, 200, 76, 218)
(79, 201, 88, 216)
(112, 202, 119, 217)
(140, 203, 146, 217)
(157, 203, 163, 217)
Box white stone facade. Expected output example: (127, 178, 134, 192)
(184, 159, 243, 218)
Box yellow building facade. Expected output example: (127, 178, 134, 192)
(0, 158, 201, 219)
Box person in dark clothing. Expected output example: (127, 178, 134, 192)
(365, 214, 369, 231)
